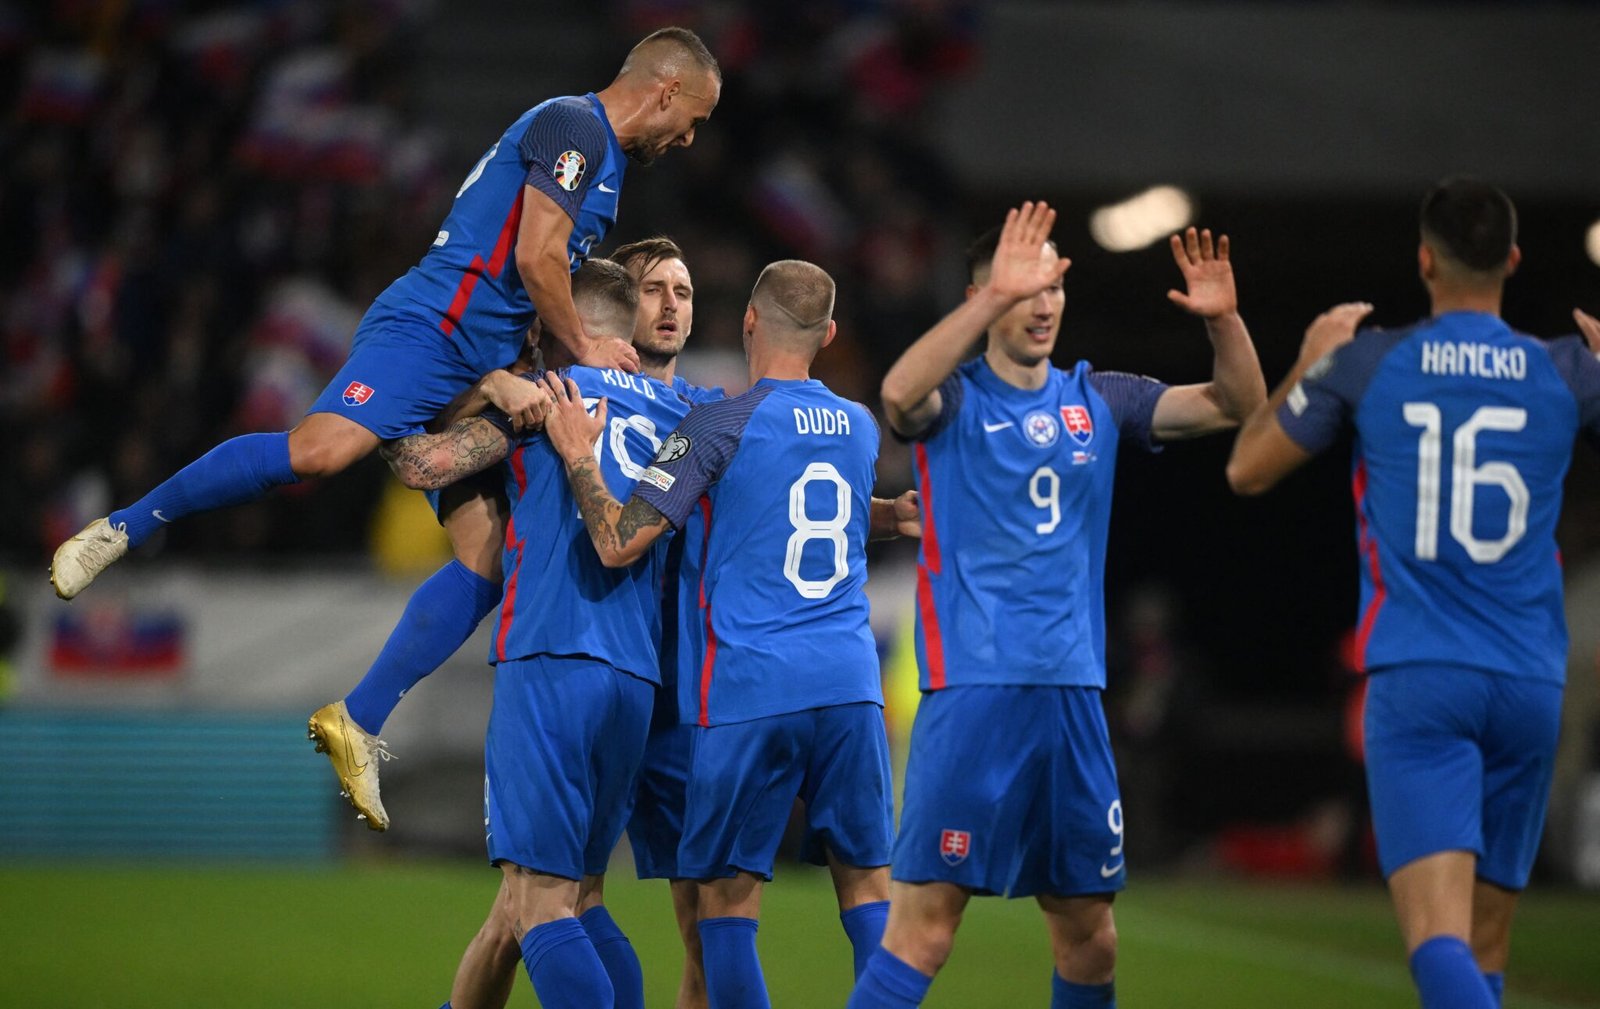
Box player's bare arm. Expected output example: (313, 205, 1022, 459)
(1227, 301, 1373, 495)
(869, 490, 921, 540)
(431, 369, 553, 433)
(381, 417, 514, 490)
(515, 186, 640, 374)
(881, 202, 1070, 438)
(541, 373, 672, 566)
(1575, 308, 1600, 354)
(1149, 228, 1268, 441)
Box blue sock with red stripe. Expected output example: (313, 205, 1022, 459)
(1052, 972, 1115, 1007)
(520, 917, 612, 1009)
(1409, 936, 1495, 1009)
(343, 560, 501, 735)
(699, 916, 768, 1009)
(581, 906, 644, 1009)
(846, 946, 932, 1009)
(110, 432, 297, 548)
(840, 901, 890, 980)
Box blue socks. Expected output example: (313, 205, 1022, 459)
(846, 946, 932, 1009)
(1409, 936, 1495, 1009)
(342, 559, 501, 735)
(699, 916, 768, 1009)
(840, 901, 890, 980)
(110, 432, 297, 548)
(519, 917, 612, 1009)
(1484, 971, 1504, 1007)
(1052, 972, 1115, 1008)
(581, 906, 644, 1009)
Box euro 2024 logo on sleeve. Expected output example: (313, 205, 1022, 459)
(940, 828, 971, 866)
(342, 381, 374, 406)
(553, 150, 586, 191)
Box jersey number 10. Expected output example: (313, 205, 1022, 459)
(1402, 403, 1529, 564)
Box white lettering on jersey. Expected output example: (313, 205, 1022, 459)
(1419, 341, 1527, 380)
(601, 369, 657, 399)
(794, 407, 851, 436)
(433, 230, 449, 247)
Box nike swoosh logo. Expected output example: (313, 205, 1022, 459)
(597, 182, 616, 193)
(1100, 861, 1124, 878)
(983, 421, 1013, 433)
(152, 510, 171, 523)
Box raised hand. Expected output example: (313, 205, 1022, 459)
(1166, 227, 1236, 319)
(580, 337, 641, 374)
(987, 201, 1072, 303)
(1575, 308, 1600, 355)
(1300, 302, 1373, 366)
(541, 373, 606, 463)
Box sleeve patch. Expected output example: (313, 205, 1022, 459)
(655, 432, 691, 464)
(639, 466, 676, 492)
(552, 150, 586, 191)
(1287, 383, 1309, 416)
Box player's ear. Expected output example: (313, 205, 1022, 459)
(660, 78, 681, 109)
(820, 320, 838, 349)
(1504, 244, 1522, 278)
(743, 302, 757, 333)
(1417, 243, 1435, 282)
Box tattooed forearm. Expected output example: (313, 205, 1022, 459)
(565, 454, 671, 566)
(384, 418, 510, 489)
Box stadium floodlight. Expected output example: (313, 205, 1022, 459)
(1587, 218, 1600, 268)
(1088, 185, 1195, 253)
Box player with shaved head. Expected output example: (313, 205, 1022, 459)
(539, 260, 899, 1009)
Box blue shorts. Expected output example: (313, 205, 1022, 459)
(484, 654, 654, 879)
(307, 307, 509, 442)
(677, 702, 894, 881)
(628, 720, 694, 880)
(1364, 664, 1561, 889)
(893, 685, 1125, 898)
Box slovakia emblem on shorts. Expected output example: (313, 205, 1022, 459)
(342, 381, 374, 406)
(553, 150, 586, 191)
(1023, 411, 1059, 448)
(940, 829, 971, 866)
(1061, 405, 1094, 446)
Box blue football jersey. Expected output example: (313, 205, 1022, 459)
(910, 357, 1166, 691)
(373, 94, 626, 374)
(1278, 312, 1600, 683)
(489, 366, 691, 682)
(632, 378, 881, 726)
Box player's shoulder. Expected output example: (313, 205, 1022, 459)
(673, 376, 727, 406)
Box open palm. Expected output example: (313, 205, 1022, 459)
(1167, 227, 1236, 319)
(988, 202, 1071, 302)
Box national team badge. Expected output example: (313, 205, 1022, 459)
(342, 381, 374, 406)
(1024, 410, 1059, 448)
(553, 150, 586, 191)
(1061, 405, 1094, 446)
(939, 829, 971, 866)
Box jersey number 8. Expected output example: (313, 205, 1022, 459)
(784, 462, 852, 599)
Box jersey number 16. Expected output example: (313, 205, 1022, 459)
(1402, 402, 1529, 564)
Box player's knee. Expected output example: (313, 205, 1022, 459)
(288, 424, 366, 478)
(1057, 917, 1117, 980)
(890, 917, 959, 975)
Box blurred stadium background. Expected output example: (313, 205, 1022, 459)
(2, 1, 1599, 1005)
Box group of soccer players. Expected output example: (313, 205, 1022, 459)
(47, 23, 1600, 1009)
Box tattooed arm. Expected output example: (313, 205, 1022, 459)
(380, 416, 514, 490)
(541, 374, 673, 568)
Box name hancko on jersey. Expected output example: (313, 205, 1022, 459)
(794, 407, 851, 435)
(1420, 341, 1527, 381)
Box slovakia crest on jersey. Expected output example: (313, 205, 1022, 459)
(1023, 410, 1060, 447)
(342, 381, 374, 406)
(1060, 405, 1094, 446)
(553, 150, 586, 191)
(940, 829, 971, 865)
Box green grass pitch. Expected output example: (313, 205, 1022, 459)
(5, 862, 1597, 1007)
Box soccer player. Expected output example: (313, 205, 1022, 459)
(539, 260, 897, 1009)
(386, 256, 692, 1009)
(1226, 178, 1600, 1009)
(848, 202, 1265, 1009)
(49, 26, 720, 827)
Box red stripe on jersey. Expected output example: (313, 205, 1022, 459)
(696, 495, 716, 728)
(494, 448, 530, 663)
(486, 190, 524, 277)
(440, 254, 487, 336)
(1351, 459, 1386, 671)
(912, 443, 947, 688)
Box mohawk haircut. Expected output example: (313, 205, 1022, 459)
(619, 26, 721, 82)
(1420, 177, 1518, 273)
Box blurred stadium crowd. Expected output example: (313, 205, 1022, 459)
(0, 0, 983, 565)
